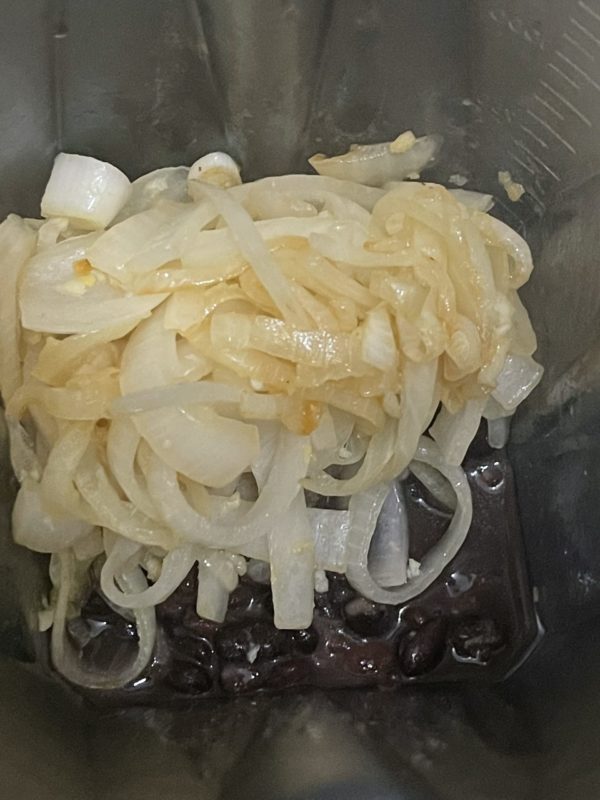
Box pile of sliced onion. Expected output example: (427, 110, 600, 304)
(1, 133, 542, 689)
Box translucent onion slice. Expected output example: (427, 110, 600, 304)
(112, 381, 242, 415)
(106, 417, 159, 520)
(429, 396, 487, 466)
(114, 166, 190, 221)
(101, 540, 197, 609)
(367, 481, 409, 588)
(346, 437, 472, 604)
(487, 416, 511, 449)
(20, 233, 167, 334)
(309, 134, 442, 186)
(196, 561, 232, 622)
(75, 450, 172, 548)
(229, 174, 385, 211)
(269, 490, 315, 629)
(491, 353, 543, 411)
(88, 201, 216, 280)
(449, 189, 494, 212)
(409, 461, 457, 511)
(50, 550, 156, 690)
(196, 551, 245, 622)
(196, 183, 312, 328)
(120, 308, 260, 488)
(310, 508, 350, 572)
(31, 321, 138, 386)
(12, 478, 96, 553)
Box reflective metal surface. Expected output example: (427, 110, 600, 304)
(2, 1, 600, 798)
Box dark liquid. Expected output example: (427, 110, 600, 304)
(69, 437, 539, 704)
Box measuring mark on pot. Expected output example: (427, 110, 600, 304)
(562, 31, 594, 61)
(548, 61, 581, 90)
(526, 109, 576, 153)
(555, 50, 600, 92)
(508, 152, 536, 176)
(513, 139, 561, 182)
(519, 123, 549, 151)
(538, 80, 592, 127)
(571, 15, 600, 47)
(579, 0, 600, 24)
(533, 93, 564, 121)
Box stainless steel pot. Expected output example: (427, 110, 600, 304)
(2, 1, 600, 797)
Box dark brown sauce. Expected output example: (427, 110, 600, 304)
(67, 434, 539, 705)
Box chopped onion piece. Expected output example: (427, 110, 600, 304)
(115, 166, 189, 221)
(491, 353, 543, 411)
(487, 416, 511, 449)
(188, 151, 242, 192)
(41, 153, 131, 230)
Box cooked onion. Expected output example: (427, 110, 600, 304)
(1, 134, 542, 689)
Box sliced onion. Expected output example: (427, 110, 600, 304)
(75, 450, 172, 548)
(429, 396, 487, 466)
(20, 233, 167, 334)
(361, 306, 397, 370)
(367, 481, 409, 588)
(475, 214, 533, 288)
(310, 507, 350, 573)
(196, 183, 312, 328)
(114, 166, 190, 221)
(40, 422, 96, 521)
(188, 152, 241, 192)
(449, 189, 494, 212)
(88, 202, 216, 280)
(106, 417, 159, 520)
(41, 153, 131, 230)
(269, 491, 315, 629)
(6, 416, 41, 483)
(31, 321, 138, 386)
(491, 353, 543, 411)
(409, 461, 457, 511)
(50, 550, 156, 689)
(346, 438, 472, 604)
(196, 551, 244, 622)
(101, 540, 196, 608)
(309, 134, 442, 186)
(0, 216, 36, 401)
(229, 174, 385, 211)
(487, 416, 511, 449)
(120, 308, 259, 488)
(13, 478, 95, 553)
(112, 381, 242, 415)
(196, 561, 231, 622)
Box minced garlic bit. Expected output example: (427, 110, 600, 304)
(390, 130, 416, 154)
(498, 170, 525, 202)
